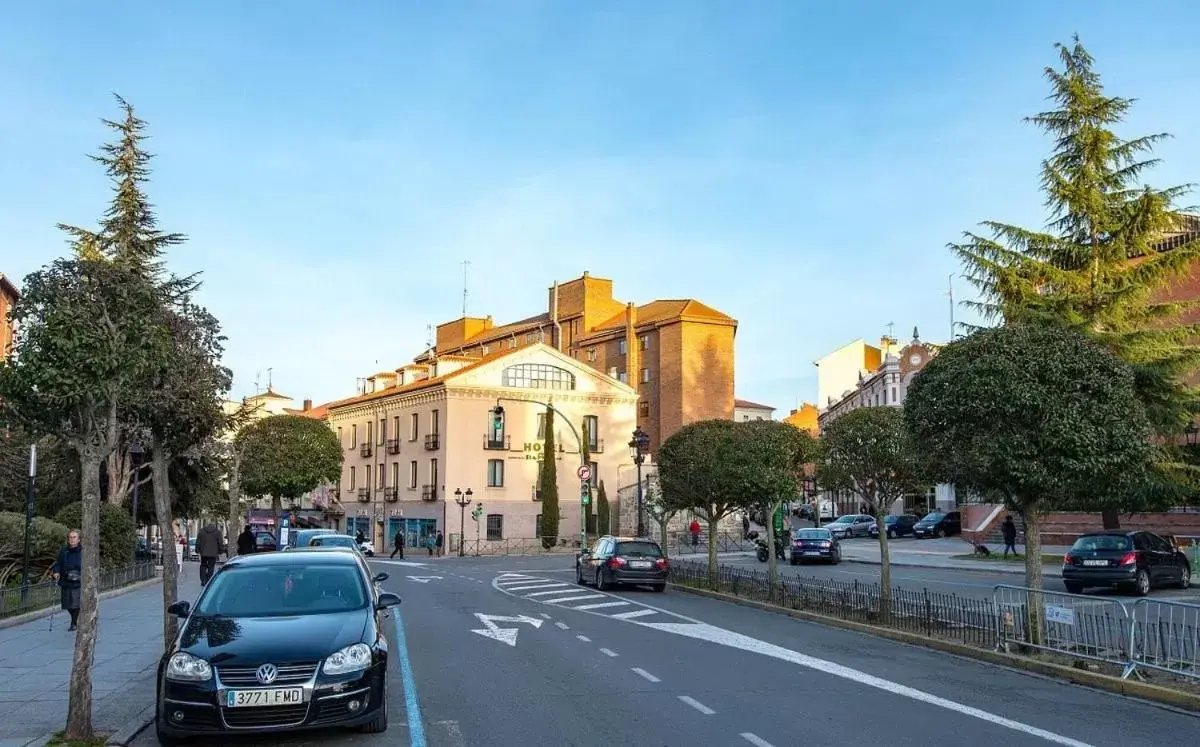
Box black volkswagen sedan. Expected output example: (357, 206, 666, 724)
(154, 548, 401, 744)
(790, 528, 840, 564)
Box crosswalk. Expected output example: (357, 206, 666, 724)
(492, 573, 686, 624)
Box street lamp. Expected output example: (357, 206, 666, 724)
(130, 442, 143, 563)
(1186, 422, 1198, 446)
(628, 427, 650, 537)
(454, 487, 474, 557)
(20, 444, 37, 606)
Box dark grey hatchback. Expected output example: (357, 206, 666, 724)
(576, 536, 669, 592)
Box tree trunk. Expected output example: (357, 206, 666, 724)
(875, 503, 892, 622)
(152, 442, 180, 648)
(765, 501, 780, 601)
(65, 447, 103, 740)
(705, 516, 719, 585)
(1101, 508, 1121, 530)
(272, 494, 283, 546)
(659, 511, 671, 560)
(227, 450, 243, 546)
(1020, 505, 1045, 646)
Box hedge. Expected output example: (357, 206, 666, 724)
(0, 511, 70, 587)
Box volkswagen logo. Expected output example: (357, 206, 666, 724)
(255, 663, 278, 685)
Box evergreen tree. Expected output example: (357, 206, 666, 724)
(581, 419, 594, 534)
(953, 37, 1200, 516)
(596, 480, 610, 535)
(538, 407, 559, 549)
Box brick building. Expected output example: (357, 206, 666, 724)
(0, 273, 18, 359)
(414, 271, 737, 454)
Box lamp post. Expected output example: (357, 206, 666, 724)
(1186, 422, 1198, 446)
(20, 444, 37, 606)
(628, 427, 650, 538)
(454, 488, 474, 557)
(130, 442, 143, 563)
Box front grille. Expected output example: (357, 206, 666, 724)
(222, 703, 310, 728)
(217, 662, 318, 687)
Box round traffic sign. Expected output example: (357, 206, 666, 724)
(576, 464, 592, 481)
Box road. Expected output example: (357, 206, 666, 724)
(129, 554, 1199, 746)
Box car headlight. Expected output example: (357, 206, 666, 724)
(323, 643, 372, 675)
(165, 652, 212, 682)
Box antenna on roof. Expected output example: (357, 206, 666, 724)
(253, 371, 261, 396)
(267, 367, 273, 392)
(885, 322, 895, 339)
(462, 260, 470, 318)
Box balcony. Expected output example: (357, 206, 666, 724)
(359, 443, 373, 458)
(384, 487, 398, 502)
(483, 434, 511, 450)
(424, 433, 440, 451)
(356, 488, 370, 503)
(421, 484, 437, 502)
(386, 438, 400, 455)
(587, 439, 604, 454)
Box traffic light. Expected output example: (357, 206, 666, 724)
(491, 405, 504, 432)
(471, 502, 483, 521)
(580, 482, 591, 505)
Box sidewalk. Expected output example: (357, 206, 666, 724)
(0, 563, 203, 747)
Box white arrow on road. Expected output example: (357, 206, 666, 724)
(470, 613, 544, 647)
(406, 575, 444, 583)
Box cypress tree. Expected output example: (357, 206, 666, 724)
(581, 420, 593, 534)
(538, 407, 559, 549)
(596, 480, 610, 535)
(953, 36, 1200, 517)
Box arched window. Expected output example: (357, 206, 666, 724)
(502, 363, 576, 390)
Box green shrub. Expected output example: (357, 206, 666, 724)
(0, 511, 70, 586)
(54, 502, 136, 569)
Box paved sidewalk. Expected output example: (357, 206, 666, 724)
(0, 563, 204, 746)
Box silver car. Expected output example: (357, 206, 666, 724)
(826, 514, 875, 539)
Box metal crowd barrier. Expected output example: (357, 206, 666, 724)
(1128, 597, 1200, 679)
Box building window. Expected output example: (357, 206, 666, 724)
(583, 415, 599, 450)
(588, 460, 599, 488)
(393, 416, 400, 441)
(618, 371, 628, 384)
(366, 419, 373, 445)
(608, 366, 618, 378)
(482, 344, 490, 355)
(486, 514, 503, 541)
(641, 368, 650, 383)
(891, 387, 898, 402)
(508, 338, 517, 349)
(364, 464, 372, 492)
(391, 462, 399, 489)
(487, 459, 504, 487)
(349, 466, 356, 490)
(430, 458, 439, 487)
(410, 413, 419, 440)
(587, 348, 597, 362)
(501, 363, 576, 390)
(431, 409, 440, 435)
(378, 418, 386, 444)
(351, 424, 357, 448)
(525, 332, 536, 344)
(618, 339, 627, 356)
(377, 464, 384, 489)
(409, 461, 418, 488)
(640, 334, 650, 350)
(337, 426, 343, 446)
(639, 401, 650, 418)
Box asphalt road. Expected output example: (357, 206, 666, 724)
(130, 553, 1200, 746)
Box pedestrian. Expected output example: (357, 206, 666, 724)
(356, 529, 366, 545)
(236, 525, 256, 556)
(1001, 516, 1018, 558)
(742, 514, 750, 539)
(435, 531, 444, 557)
(426, 534, 434, 556)
(51, 529, 83, 632)
(195, 522, 226, 586)
(391, 530, 405, 559)
(689, 519, 700, 548)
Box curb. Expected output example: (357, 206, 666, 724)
(105, 705, 155, 746)
(838, 557, 1048, 576)
(0, 576, 162, 630)
(669, 583, 1200, 713)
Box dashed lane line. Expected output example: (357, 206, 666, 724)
(740, 733, 774, 747)
(576, 635, 591, 642)
(599, 648, 619, 657)
(554, 621, 570, 630)
(678, 696, 716, 715)
(631, 667, 661, 683)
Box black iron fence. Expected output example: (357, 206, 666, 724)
(669, 559, 999, 649)
(0, 562, 157, 619)
(661, 531, 755, 556)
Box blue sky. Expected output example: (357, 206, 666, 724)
(2, 2, 1198, 414)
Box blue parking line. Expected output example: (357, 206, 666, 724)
(392, 610, 427, 747)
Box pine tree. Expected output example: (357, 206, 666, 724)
(597, 480, 610, 535)
(953, 36, 1200, 516)
(538, 407, 559, 549)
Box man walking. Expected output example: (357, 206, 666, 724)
(435, 530, 444, 557)
(1001, 515, 1018, 558)
(236, 525, 256, 555)
(391, 529, 405, 559)
(196, 523, 226, 586)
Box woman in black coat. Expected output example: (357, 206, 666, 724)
(51, 528, 83, 631)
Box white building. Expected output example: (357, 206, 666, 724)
(734, 398, 775, 421)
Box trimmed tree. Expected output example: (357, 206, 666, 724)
(904, 324, 1152, 633)
(596, 480, 611, 535)
(538, 407, 560, 549)
(817, 407, 920, 619)
(235, 415, 343, 536)
(952, 37, 1200, 521)
(658, 419, 754, 581)
(0, 258, 167, 741)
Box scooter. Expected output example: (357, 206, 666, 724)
(754, 534, 787, 563)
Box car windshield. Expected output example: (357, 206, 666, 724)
(921, 512, 944, 522)
(193, 564, 368, 617)
(311, 535, 356, 548)
(614, 541, 663, 558)
(830, 516, 855, 524)
(793, 529, 831, 540)
(1072, 535, 1133, 552)
(884, 516, 899, 524)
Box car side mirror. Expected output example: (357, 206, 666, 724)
(579, 547, 590, 556)
(373, 572, 389, 583)
(167, 601, 191, 618)
(376, 592, 402, 610)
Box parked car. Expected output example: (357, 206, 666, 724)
(154, 548, 400, 743)
(305, 534, 363, 554)
(254, 531, 278, 552)
(286, 528, 337, 550)
(869, 514, 920, 539)
(825, 514, 874, 540)
(790, 528, 840, 564)
(1062, 531, 1191, 596)
(576, 536, 668, 592)
(912, 511, 962, 539)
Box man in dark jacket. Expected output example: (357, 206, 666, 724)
(1001, 516, 1018, 558)
(196, 523, 226, 586)
(391, 530, 405, 559)
(236, 525, 256, 555)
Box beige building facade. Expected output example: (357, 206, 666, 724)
(324, 343, 638, 552)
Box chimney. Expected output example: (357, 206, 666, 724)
(624, 302, 638, 389)
(303, 399, 313, 411)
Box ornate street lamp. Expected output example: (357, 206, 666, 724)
(454, 488, 474, 557)
(628, 427, 651, 537)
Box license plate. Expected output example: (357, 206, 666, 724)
(803, 551, 820, 556)
(630, 560, 652, 569)
(225, 687, 304, 708)
(1082, 559, 1108, 567)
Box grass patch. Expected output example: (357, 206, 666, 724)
(47, 731, 108, 747)
(951, 553, 1063, 565)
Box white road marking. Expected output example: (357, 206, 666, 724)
(740, 733, 774, 747)
(549, 594, 606, 604)
(631, 667, 660, 683)
(372, 559, 429, 567)
(599, 648, 619, 657)
(433, 720, 467, 747)
(644, 621, 1094, 747)
(505, 583, 568, 591)
(554, 621, 570, 630)
(539, 613, 552, 619)
(573, 601, 630, 611)
(610, 609, 657, 620)
(678, 695, 715, 715)
(576, 635, 591, 642)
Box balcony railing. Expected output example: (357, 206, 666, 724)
(421, 484, 437, 502)
(587, 439, 604, 454)
(359, 443, 373, 457)
(424, 433, 440, 450)
(384, 487, 398, 502)
(386, 438, 401, 455)
(356, 488, 370, 503)
(483, 434, 511, 450)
